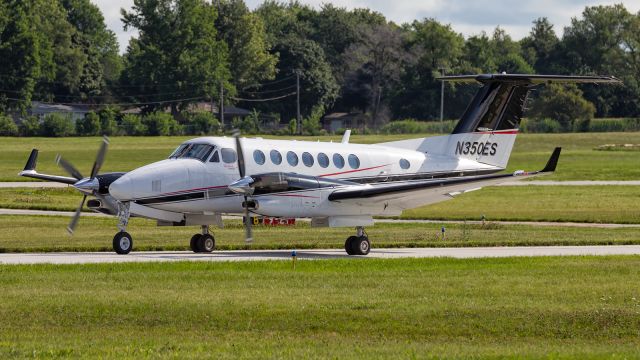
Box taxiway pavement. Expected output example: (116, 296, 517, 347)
(2, 245, 640, 264)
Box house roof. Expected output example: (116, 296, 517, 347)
(30, 101, 90, 114)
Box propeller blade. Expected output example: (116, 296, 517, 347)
(90, 136, 109, 180)
(233, 130, 245, 178)
(56, 155, 84, 180)
(244, 196, 253, 243)
(67, 195, 87, 235)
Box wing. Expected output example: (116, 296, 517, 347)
(327, 147, 561, 212)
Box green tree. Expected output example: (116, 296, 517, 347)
(215, 0, 277, 89)
(0, 114, 19, 136)
(41, 113, 75, 137)
(76, 111, 101, 136)
(520, 18, 559, 73)
(97, 107, 118, 135)
(121, 0, 230, 117)
(529, 84, 596, 132)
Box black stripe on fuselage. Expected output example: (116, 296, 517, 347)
(132, 168, 502, 206)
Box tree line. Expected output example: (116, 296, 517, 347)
(0, 0, 639, 136)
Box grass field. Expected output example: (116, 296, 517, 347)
(1, 215, 639, 252)
(1, 256, 640, 358)
(1, 132, 639, 182)
(1, 185, 638, 224)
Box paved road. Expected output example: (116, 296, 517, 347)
(1, 208, 638, 228)
(2, 181, 639, 189)
(2, 245, 640, 264)
(498, 180, 640, 186)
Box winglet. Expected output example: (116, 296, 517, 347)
(541, 147, 561, 172)
(23, 149, 38, 171)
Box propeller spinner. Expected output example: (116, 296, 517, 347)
(56, 136, 110, 234)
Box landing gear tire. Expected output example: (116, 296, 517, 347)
(345, 236, 358, 255)
(190, 234, 202, 253)
(197, 234, 215, 253)
(354, 236, 370, 255)
(113, 231, 133, 255)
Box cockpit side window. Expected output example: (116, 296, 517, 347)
(210, 150, 220, 162)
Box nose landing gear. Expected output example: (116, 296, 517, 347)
(345, 226, 370, 256)
(113, 202, 133, 254)
(190, 225, 215, 253)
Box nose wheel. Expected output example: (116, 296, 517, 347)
(113, 231, 133, 254)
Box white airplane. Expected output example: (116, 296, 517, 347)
(19, 74, 619, 255)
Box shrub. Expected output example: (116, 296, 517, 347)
(184, 111, 220, 135)
(120, 114, 147, 136)
(521, 118, 563, 133)
(231, 112, 260, 134)
(98, 107, 119, 136)
(142, 112, 182, 136)
(19, 116, 40, 136)
(589, 118, 640, 132)
(301, 106, 324, 135)
(41, 113, 75, 137)
(76, 112, 102, 136)
(380, 119, 457, 134)
(0, 113, 19, 136)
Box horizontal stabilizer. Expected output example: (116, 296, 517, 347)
(438, 73, 621, 84)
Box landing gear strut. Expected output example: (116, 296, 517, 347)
(113, 202, 132, 254)
(191, 225, 215, 253)
(345, 226, 370, 256)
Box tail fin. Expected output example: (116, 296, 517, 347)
(380, 74, 619, 169)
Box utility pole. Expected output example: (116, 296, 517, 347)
(439, 67, 446, 134)
(296, 70, 301, 135)
(220, 81, 224, 129)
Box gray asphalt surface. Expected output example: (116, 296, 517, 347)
(2, 245, 640, 264)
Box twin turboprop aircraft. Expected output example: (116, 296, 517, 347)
(19, 74, 620, 255)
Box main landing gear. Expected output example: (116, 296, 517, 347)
(190, 225, 215, 253)
(345, 226, 370, 256)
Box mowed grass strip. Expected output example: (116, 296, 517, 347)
(1, 132, 639, 182)
(1, 215, 640, 252)
(1, 185, 639, 224)
(1, 257, 640, 358)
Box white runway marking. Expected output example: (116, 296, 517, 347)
(2, 245, 640, 264)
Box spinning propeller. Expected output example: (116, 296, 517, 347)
(228, 130, 255, 243)
(56, 136, 110, 234)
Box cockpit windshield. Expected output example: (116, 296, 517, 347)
(169, 143, 214, 162)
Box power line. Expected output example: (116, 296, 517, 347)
(241, 75, 296, 90)
(239, 84, 297, 95)
(230, 92, 296, 102)
(5, 96, 207, 107)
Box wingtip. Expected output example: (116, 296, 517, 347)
(23, 149, 39, 171)
(541, 147, 562, 172)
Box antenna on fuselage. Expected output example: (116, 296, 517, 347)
(341, 129, 351, 144)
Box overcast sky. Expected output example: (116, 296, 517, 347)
(92, 0, 640, 54)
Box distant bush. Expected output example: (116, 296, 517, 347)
(120, 114, 147, 136)
(588, 118, 640, 132)
(380, 119, 456, 134)
(98, 107, 120, 136)
(184, 111, 220, 135)
(19, 116, 40, 136)
(142, 112, 182, 136)
(232, 111, 260, 134)
(529, 84, 595, 132)
(521, 118, 563, 133)
(0, 113, 19, 136)
(76, 112, 102, 136)
(41, 114, 75, 137)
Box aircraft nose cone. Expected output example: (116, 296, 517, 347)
(109, 175, 133, 201)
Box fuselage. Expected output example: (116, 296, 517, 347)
(108, 135, 500, 215)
